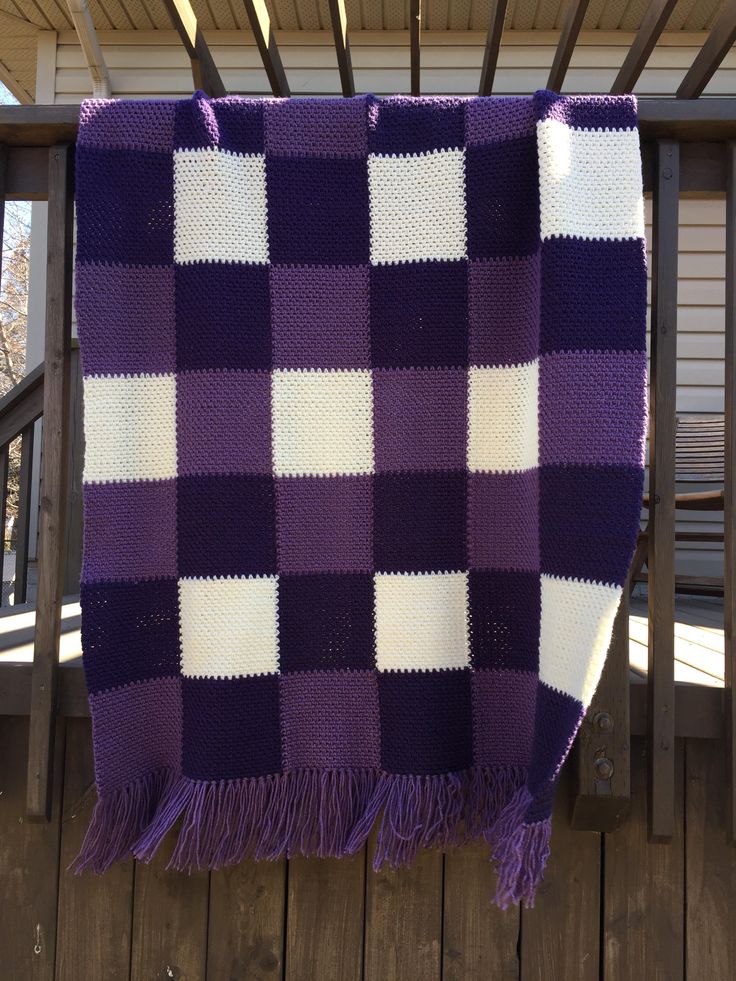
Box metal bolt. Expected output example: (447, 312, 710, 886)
(663, 167, 673, 179)
(594, 757, 614, 780)
(594, 712, 614, 732)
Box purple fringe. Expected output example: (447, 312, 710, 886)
(71, 765, 553, 907)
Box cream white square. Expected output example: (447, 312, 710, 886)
(83, 373, 177, 483)
(539, 574, 622, 708)
(468, 361, 539, 473)
(537, 119, 645, 241)
(368, 149, 467, 264)
(374, 572, 470, 671)
(272, 369, 374, 476)
(174, 147, 269, 263)
(179, 576, 279, 678)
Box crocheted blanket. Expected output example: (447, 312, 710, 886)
(73, 90, 647, 907)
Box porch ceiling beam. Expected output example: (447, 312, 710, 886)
(241, 0, 290, 98)
(479, 0, 508, 97)
(546, 0, 591, 93)
(66, 0, 111, 99)
(410, 0, 421, 96)
(677, 1, 736, 99)
(162, 0, 227, 98)
(328, 0, 354, 97)
(610, 0, 679, 95)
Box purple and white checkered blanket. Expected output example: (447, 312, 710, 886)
(73, 90, 647, 907)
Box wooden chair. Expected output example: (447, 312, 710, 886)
(630, 415, 725, 596)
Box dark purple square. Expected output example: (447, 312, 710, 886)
(175, 263, 271, 371)
(266, 155, 370, 265)
(76, 146, 173, 265)
(182, 675, 282, 779)
(468, 254, 540, 367)
(534, 90, 638, 133)
(540, 237, 647, 355)
(81, 579, 181, 695)
(467, 569, 540, 674)
(178, 474, 277, 577)
(465, 97, 535, 146)
(280, 670, 381, 769)
(373, 367, 467, 472)
(472, 669, 537, 767)
(82, 480, 177, 582)
(265, 98, 368, 157)
(174, 91, 219, 149)
(378, 668, 473, 775)
(177, 370, 272, 476)
(370, 260, 468, 369)
(374, 471, 467, 573)
(278, 573, 375, 672)
(368, 96, 465, 154)
(527, 682, 584, 798)
(466, 137, 539, 259)
(213, 97, 265, 154)
(540, 464, 645, 586)
(467, 470, 539, 573)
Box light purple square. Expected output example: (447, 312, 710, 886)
(264, 98, 368, 157)
(373, 368, 467, 472)
(82, 480, 177, 582)
(280, 670, 380, 768)
(468, 470, 539, 572)
(468, 255, 540, 367)
(271, 264, 370, 369)
(472, 669, 537, 766)
(177, 370, 271, 476)
(276, 475, 372, 573)
(78, 99, 176, 152)
(540, 351, 648, 467)
(466, 97, 535, 146)
(76, 263, 175, 375)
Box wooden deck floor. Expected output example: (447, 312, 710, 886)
(0, 593, 726, 686)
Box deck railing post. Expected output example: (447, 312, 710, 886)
(724, 141, 736, 843)
(25, 143, 73, 820)
(647, 138, 679, 842)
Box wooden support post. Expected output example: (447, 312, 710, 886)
(571, 570, 632, 832)
(478, 0, 508, 97)
(725, 141, 736, 843)
(410, 0, 421, 96)
(241, 0, 290, 98)
(162, 0, 227, 98)
(677, 3, 736, 100)
(14, 424, 34, 606)
(546, 0, 591, 93)
(328, 0, 354, 98)
(647, 138, 679, 842)
(25, 143, 73, 820)
(610, 0, 679, 95)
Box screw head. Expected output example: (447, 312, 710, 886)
(594, 712, 614, 732)
(594, 757, 614, 780)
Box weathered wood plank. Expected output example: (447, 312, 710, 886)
(130, 836, 209, 981)
(63, 347, 83, 595)
(520, 768, 600, 981)
(26, 143, 74, 820)
(0, 715, 65, 981)
(647, 138, 679, 842)
(725, 140, 736, 842)
(685, 738, 736, 980)
(443, 841, 520, 981)
(603, 738, 685, 981)
(285, 851, 364, 981)
(478, 0, 508, 96)
(55, 718, 134, 981)
(364, 832, 443, 981)
(207, 859, 286, 981)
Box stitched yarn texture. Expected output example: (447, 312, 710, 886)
(73, 90, 647, 908)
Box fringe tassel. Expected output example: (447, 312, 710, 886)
(71, 765, 553, 908)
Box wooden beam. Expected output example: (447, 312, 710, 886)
(25, 144, 74, 821)
(162, 0, 227, 98)
(725, 140, 736, 842)
(647, 138, 679, 843)
(610, 0, 679, 95)
(241, 0, 290, 98)
(677, 2, 736, 99)
(410, 0, 421, 96)
(547, 0, 591, 93)
(478, 0, 508, 96)
(327, 0, 354, 98)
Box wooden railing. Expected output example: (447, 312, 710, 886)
(0, 98, 734, 845)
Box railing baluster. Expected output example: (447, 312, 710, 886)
(724, 141, 736, 842)
(14, 423, 35, 605)
(647, 138, 679, 841)
(25, 143, 73, 820)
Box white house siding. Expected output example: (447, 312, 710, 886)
(31, 29, 731, 579)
